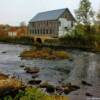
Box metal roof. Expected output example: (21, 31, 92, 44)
(30, 8, 75, 22)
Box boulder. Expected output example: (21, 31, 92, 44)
(81, 80, 92, 86)
(46, 85, 55, 93)
(1, 51, 7, 54)
(28, 80, 41, 85)
(20, 65, 25, 68)
(32, 74, 39, 79)
(86, 93, 93, 97)
(64, 87, 71, 94)
(56, 86, 64, 95)
(39, 81, 49, 88)
(24, 67, 40, 74)
(62, 83, 80, 94)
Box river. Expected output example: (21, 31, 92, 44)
(0, 43, 100, 100)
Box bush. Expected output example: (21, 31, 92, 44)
(4, 87, 51, 100)
(54, 51, 70, 59)
(59, 24, 97, 47)
(44, 38, 59, 45)
(0, 36, 34, 45)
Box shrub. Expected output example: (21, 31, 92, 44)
(59, 24, 97, 47)
(54, 51, 70, 59)
(4, 87, 51, 100)
(20, 49, 70, 60)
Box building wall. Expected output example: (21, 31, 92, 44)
(8, 32, 17, 37)
(58, 18, 74, 37)
(29, 20, 59, 38)
(58, 10, 74, 37)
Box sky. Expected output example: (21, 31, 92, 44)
(0, 0, 99, 26)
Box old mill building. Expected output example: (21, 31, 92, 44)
(29, 8, 75, 42)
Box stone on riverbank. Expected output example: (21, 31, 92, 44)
(46, 85, 55, 93)
(81, 80, 92, 86)
(28, 80, 42, 85)
(24, 67, 40, 74)
(20, 65, 25, 68)
(32, 74, 39, 79)
(85, 93, 93, 97)
(1, 51, 7, 54)
(60, 83, 80, 94)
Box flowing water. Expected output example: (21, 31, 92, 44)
(0, 43, 100, 99)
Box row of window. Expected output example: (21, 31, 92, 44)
(30, 29, 56, 35)
(32, 21, 57, 28)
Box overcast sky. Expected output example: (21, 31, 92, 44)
(0, 0, 99, 26)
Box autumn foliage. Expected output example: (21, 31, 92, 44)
(20, 48, 70, 60)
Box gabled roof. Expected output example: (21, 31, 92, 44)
(30, 8, 75, 22)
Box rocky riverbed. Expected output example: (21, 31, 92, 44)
(0, 43, 100, 100)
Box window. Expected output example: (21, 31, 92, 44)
(65, 27, 69, 31)
(32, 30, 34, 34)
(48, 30, 50, 34)
(37, 29, 39, 34)
(46, 30, 48, 34)
(38, 23, 41, 28)
(50, 29, 52, 34)
(35, 29, 37, 34)
(71, 21, 73, 27)
(58, 21, 61, 26)
(43, 29, 45, 34)
(41, 29, 43, 35)
(33, 23, 34, 27)
(47, 21, 48, 26)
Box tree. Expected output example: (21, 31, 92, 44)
(75, 0, 94, 24)
(95, 9, 100, 34)
(97, 9, 100, 20)
(20, 21, 26, 27)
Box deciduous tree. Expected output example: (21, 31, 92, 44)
(75, 0, 94, 24)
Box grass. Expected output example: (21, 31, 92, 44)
(50, 95, 69, 100)
(0, 73, 69, 100)
(3, 87, 69, 100)
(0, 73, 8, 80)
(20, 48, 70, 60)
(0, 79, 23, 89)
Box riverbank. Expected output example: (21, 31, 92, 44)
(0, 36, 100, 53)
(0, 73, 24, 97)
(0, 72, 96, 100)
(0, 73, 70, 100)
(0, 36, 34, 45)
(0, 43, 100, 100)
